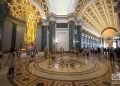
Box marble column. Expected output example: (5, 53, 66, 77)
(69, 21, 75, 50)
(82, 30, 85, 47)
(76, 25, 82, 49)
(93, 36, 96, 48)
(90, 34, 92, 48)
(49, 21, 56, 52)
(84, 31, 87, 48)
(41, 26, 48, 51)
(91, 34, 94, 48)
(81, 30, 83, 48)
(116, 40, 118, 48)
(11, 23, 17, 49)
(86, 31, 89, 48)
(101, 37, 104, 47)
(0, 2, 8, 50)
(87, 32, 90, 48)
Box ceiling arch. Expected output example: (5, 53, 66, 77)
(101, 27, 117, 34)
(102, 29, 117, 38)
(30, 0, 49, 19)
(7, 0, 49, 22)
(75, 0, 118, 38)
(75, 0, 93, 17)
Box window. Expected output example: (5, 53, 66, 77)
(56, 23, 68, 28)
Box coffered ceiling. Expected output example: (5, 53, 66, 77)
(75, 0, 118, 38)
(7, 0, 49, 22)
(7, 0, 118, 38)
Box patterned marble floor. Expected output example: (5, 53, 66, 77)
(7, 54, 120, 86)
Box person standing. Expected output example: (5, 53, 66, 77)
(109, 47, 115, 61)
(7, 48, 15, 77)
(60, 47, 64, 55)
(76, 49, 79, 57)
(28, 43, 35, 60)
(16, 48, 21, 59)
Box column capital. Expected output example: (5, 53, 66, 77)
(81, 29, 85, 33)
(67, 13, 76, 22)
(42, 19, 49, 26)
(47, 13, 56, 22)
(75, 19, 82, 26)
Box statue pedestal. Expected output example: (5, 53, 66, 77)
(20, 43, 30, 52)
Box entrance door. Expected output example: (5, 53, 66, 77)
(56, 31, 69, 51)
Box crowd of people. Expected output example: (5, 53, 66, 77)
(7, 43, 38, 77)
(6, 42, 120, 77)
(79, 47, 120, 61)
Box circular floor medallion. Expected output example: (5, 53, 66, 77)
(29, 57, 109, 80)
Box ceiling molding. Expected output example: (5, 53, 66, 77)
(8, 0, 42, 22)
(75, 0, 96, 18)
(75, 0, 117, 37)
(29, 0, 46, 19)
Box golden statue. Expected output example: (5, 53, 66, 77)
(24, 15, 37, 44)
(24, 0, 37, 44)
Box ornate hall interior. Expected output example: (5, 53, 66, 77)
(0, 0, 120, 86)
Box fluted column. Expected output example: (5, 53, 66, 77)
(0, 2, 8, 50)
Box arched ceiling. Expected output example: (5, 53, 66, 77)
(7, 0, 118, 38)
(75, 0, 118, 38)
(7, 0, 49, 22)
(102, 28, 117, 38)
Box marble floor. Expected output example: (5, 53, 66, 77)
(0, 53, 120, 86)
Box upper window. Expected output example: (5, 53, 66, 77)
(56, 23, 68, 28)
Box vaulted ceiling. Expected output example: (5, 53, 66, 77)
(75, 0, 118, 38)
(7, 0, 118, 38)
(8, 0, 49, 22)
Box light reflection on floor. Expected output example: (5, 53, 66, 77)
(6, 53, 120, 86)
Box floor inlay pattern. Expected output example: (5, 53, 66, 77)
(8, 55, 113, 86)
